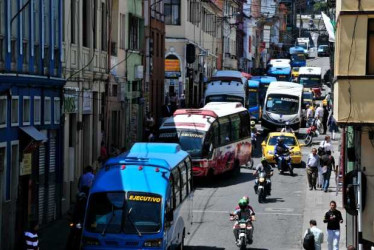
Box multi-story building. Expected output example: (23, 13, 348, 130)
(145, 0, 165, 125)
(222, 0, 240, 70)
(164, 0, 223, 108)
(106, 0, 144, 149)
(62, 0, 108, 214)
(0, 0, 64, 249)
(334, 0, 374, 248)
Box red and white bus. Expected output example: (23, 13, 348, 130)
(158, 102, 252, 177)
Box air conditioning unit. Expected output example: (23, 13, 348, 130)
(135, 65, 144, 79)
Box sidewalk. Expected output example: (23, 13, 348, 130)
(302, 133, 346, 249)
(39, 214, 71, 250)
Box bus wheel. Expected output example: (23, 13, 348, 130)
(233, 160, 240, 176)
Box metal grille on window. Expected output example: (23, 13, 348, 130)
(47, 184, 56, 222)
(38, 186, 44, 224)
(49, 132, 56, 173)
(39, 144, 45, 175)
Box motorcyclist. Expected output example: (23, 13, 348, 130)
(280, 122, 294, 133)
(254, 157, 273, 195)
(231, 198, 255, 243)
(274, 137, 290, 173)
(235, 196, 255, 215)
(250, 121, 259, 156)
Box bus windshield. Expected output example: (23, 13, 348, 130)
(298, 43, 307, 49)
(266, 94, 299, 115)
(247, 91, 258, 107)
(299, 76, 321, 88)
(205, 95, 244, 104)
(158, 130, 205, 158)
(291, 54, 306, 61)
(85, 192, 161, 234)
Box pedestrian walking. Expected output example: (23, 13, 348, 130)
(303, 219, 324, 250)
(24, 220, 39, 250)
(320, 135, 333, 154)
(307, 148, 320, 190)
(324, 201, 343, 250)
(306, 104, 314, 127)
(170, 92, 178, 113)
(78, 166, 95, 194)
(179, 94, 186, 108)
(322, 103, 329, 134)
(100, 141, 108, 162)
(321, 151, 335, 192)
(315, 103, 324, 122)
(328, 112, 339, 140)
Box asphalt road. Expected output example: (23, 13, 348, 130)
(184, 57, 331, 250)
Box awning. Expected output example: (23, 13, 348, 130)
(19, 126, 48, 142)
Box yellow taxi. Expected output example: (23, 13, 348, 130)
(261, 132, 304, 165)
(291, 67, 300, 79)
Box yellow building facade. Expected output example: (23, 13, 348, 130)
(335, 0, 374, 248)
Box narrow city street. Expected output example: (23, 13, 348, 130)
(184, 57, 338, 250)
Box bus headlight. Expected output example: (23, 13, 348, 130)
(144, 239, 162, 247)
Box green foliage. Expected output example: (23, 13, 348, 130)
(313, 2, 328, 12)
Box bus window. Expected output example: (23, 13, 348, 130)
(239, 111, 251, 137)
(230, 115, 240, 141)
(185, 157, 193, 193)
(169, 177, 175, 210)
(219, 117, 231, 144)
(171, 168, 181, 207)
(212, 121, 220, 146)
(179, 162, 188, 200)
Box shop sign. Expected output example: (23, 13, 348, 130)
(64, 88, 79, 113)
(165, 59, 180, 72)
(20, 153, 32, 176)
(83, 91, 93, 114)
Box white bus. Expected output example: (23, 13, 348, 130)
(298, 66, 323, 99)
(261, 81, 303, 131)
(158, 102, 252, 178)
(204, 70, 247, 105)
(268, 59, 291, 67)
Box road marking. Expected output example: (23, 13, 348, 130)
(193, 210, 302, 216)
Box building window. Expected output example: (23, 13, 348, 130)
(0, 96, 7, 128)
(9, 142, 18, 201)
(11, 96, 19, 126)
(129, 15, 139, 50)
(120, 14, 126, 50)
(101, 2, 107, 51)
(54, 98, 60, 124)
(367, 19, 374, 75)
(165, 0, 180, 25)
(23, 97, 31, 125)
(71, 0, 76, 43)
(44, 97, 51, 124)
(34, 97, 41, 125)
(0, 145, 7, 201)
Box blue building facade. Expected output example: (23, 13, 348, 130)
(0, 0, 64, 249)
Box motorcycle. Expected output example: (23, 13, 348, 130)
(256, 171, 271, 203)
(66, 222, 83, 250)
(304, 119, 322, 146)
(275, 149, 293, 176)
(230, 214, 254, 249)
(66, 191, 87, 249)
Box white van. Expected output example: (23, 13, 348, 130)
(204, 70, 247, 105)
(261, 81, 303, 131)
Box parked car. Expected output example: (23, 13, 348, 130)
(317, 45, 330, 57)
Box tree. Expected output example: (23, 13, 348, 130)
(313, 2, 328, 12)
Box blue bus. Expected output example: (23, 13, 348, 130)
(251, 76, 277, 108)
(267, 65, 292, 81)
(82, 143, 193, 250)
(290, 53, 306, 67)
(247, 80, 261, 121)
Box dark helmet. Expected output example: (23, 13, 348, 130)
(238, 198, 247, 209)
(277, 137, 284, 144)
(261, 156, 267, 164)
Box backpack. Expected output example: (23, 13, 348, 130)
(303, 229, 315, 250)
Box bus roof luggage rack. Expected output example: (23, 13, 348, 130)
(118, 157, 170, 170)
(174, 109, 218, 118)
(208, 76, 243, 84)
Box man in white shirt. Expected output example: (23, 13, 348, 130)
(320, 135, 333, 153)
(304, 219, 324, 250)
(315, 103, 324, 120)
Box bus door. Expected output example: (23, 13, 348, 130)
(247, 83, 260, 120)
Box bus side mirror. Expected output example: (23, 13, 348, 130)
(166, 211, 174, 222)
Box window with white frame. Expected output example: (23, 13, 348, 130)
(44, 97, 51, 124)
(11, 97, 19, 126)
(54, 98, 60, 124)
(120, 14, 126, 50)
(34, 97, 41, 125)
(23, 97, 31, 125)
(0, 96, 7, 128)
